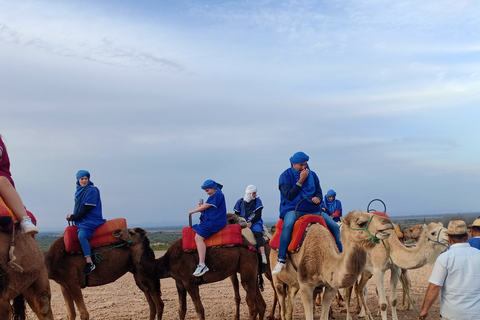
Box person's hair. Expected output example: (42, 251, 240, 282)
(448, 233, 468, 243)
(472, 226, 480, 233)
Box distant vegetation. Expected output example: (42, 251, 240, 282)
(36, 212, 480, 253)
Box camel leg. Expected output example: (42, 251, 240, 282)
(0, 298, 12, 319)
(372, 270, 388, 320)
(23, 269, 54, 320)
(388, 266, 399, 320)
(356, 272, 374, 320)
(266, 279, 279, 320)
(184, 283, 205, 320)
(229, 275, 241, 320)
(319, 287, 336, 320)
(273, 278, 288, 320)
(59, 285, 77, 320)
(65, 284, 89, 320)
(400, 269, 411, 311)
(175, 281, 188, 320)
(240, 272, 266, 320)
(298, 284, 315, 320)
(285, 285, 298, 320)
(133, 273, 164, 320)
(345, 285, 353, 320)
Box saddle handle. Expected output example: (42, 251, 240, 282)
(295, 197, 322, 219)
(367, 198, 387, 214)
(189, 214, 192, 227)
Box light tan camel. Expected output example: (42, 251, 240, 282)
(270, 210, 394, 320)
(0, 226, 54, 319)
(112, 226, 266, 320)
(402, 224, 423, 242)
(45, 234, 163, 320)
(350, 222, 448, 320)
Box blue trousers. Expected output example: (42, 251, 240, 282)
(278, 210, 342, 261)
(78, 229, 91, 257)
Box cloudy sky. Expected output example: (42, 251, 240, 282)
(1, 0, 479, 232)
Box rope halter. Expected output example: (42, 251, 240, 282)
(347, 215, 381, 244)
(427, 227, 450, 249)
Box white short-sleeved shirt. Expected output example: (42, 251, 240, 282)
(429, 243, 480, 320)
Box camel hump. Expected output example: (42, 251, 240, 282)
(63, 218, 127, 252)
(270, 214, 332, 252)
(182, 224, 243, 251)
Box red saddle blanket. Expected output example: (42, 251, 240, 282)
(63, 218, 127, 252)
(182, 224, 242, 250)
(0, 195, 37, 232)
(270, 214, 331, 252)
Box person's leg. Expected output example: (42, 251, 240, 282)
(78, 229, 95, 274)
(193, 233, 209, 276)
(278, 210, 297, 261)
(253, 231, 267, 263)
(321, 212, 343, 252)
(0, 177, 38, 234)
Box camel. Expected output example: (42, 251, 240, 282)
(402, 224, 423, 242)
(350, 222, 448, 320)
(112, 226, 266, 320)
(270, 210, 394, 320)
(0, 221, 54, 319)
(44, 232, 163, 320)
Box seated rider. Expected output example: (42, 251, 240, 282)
(188, 179, 227, 277)
(234, 184, 267, 264)
(321, 189, 342, 223)
(272, 151, 342, 275)
(66, 170, 106, 275)
(0, 134, 38, 234)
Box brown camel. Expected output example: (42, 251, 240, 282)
(112, 226, 266, 320)
(44, 233, 163, 320)
(270, 210, 394, 320)
(350, 222, 448, 320)
(0, 224, 54, 319)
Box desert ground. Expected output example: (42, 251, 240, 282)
(26, 251, 440, 320)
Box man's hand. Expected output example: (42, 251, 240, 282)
(312, 197, 320, 204)
(299, 168, 309, 184)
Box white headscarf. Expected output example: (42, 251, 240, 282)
(244, 184, 257, 203)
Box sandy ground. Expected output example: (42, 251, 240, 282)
(27, 252, 440, 320)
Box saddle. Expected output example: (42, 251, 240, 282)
(182, 224, 243, 251)
(63, 218, 127, 253)
(270, 214, 332, 253)
(0, 195, 37, 232)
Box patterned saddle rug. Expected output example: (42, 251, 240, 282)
(182, 224, 243, 251)
(270, 214, 333, 253)
(63, 218, 127, 253)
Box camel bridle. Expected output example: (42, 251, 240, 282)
(347, 215, 381, 244)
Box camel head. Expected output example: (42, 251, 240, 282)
(402, 224, 423, 241)
(226, 213, 247, 228)
(424, 222, 449, 256)
(341, 210, 394, 249)
(113, 227, 148, 242)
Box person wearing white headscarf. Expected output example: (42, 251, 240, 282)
(233, 184, 267, 264)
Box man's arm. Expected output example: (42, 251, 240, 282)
(418, 283, 442, 319)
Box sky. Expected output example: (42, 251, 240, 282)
(1, 0, 479, 232)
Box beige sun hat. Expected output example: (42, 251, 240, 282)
(446, 220, 468, 235)
(468, 218, 480, 228)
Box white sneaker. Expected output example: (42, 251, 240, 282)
(20, 217, 39, 235)
(272, 261, 286, 275)
(261, 254, 268, 264)
(193, 264, 209, 277)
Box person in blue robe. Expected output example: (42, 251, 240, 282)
(234, 184, 267, 264)
(66, 170, 106, 275)
(322, 189, 343, 222)
(188, 179, 227, 276)
(272, 152, 342, 275)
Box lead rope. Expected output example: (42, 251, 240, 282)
(347, 215, 380, 244)
(381, 239, 423, 320)
(91, 233, 140, 264)
(8, 223, 23, 272)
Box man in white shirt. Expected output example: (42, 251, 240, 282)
(418, 220, 480, 320)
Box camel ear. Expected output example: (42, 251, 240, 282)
(422, 224, 427, 231)
(134, 227, 148, 237)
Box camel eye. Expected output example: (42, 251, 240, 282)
(358, 221, 367, 228)
(431, 232, 436, 236)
